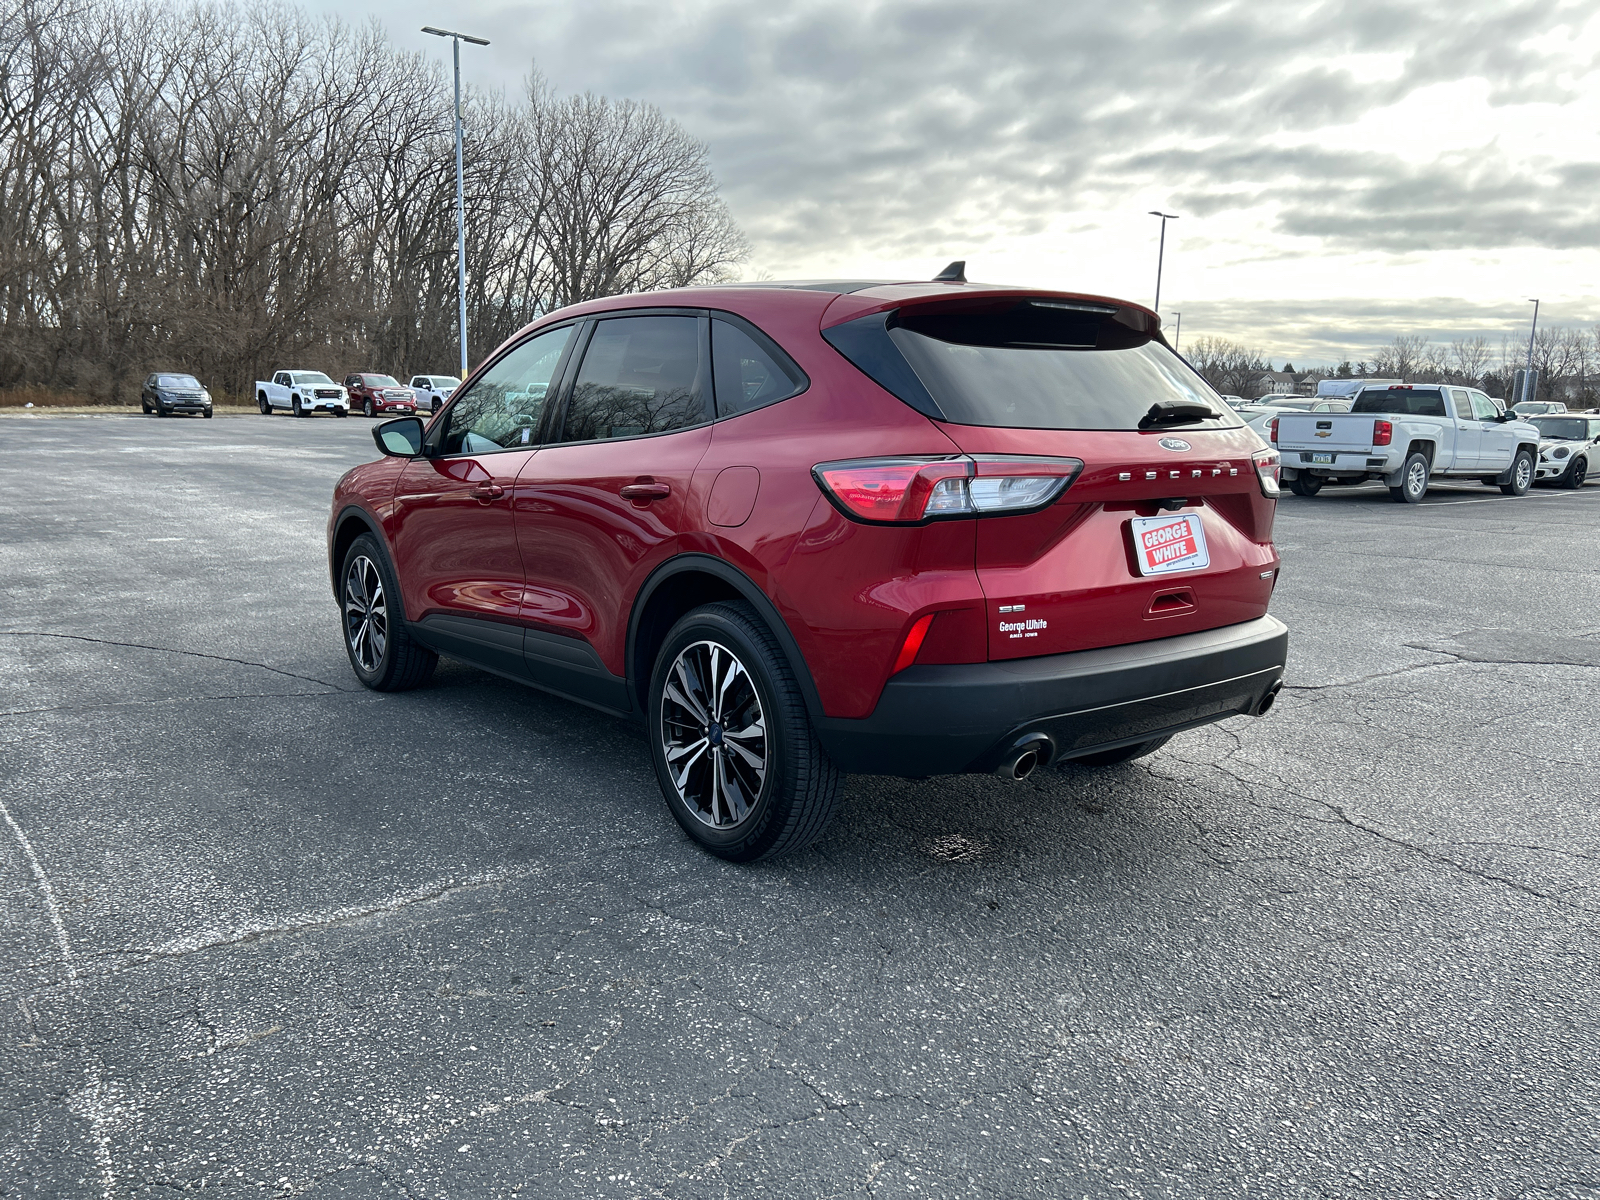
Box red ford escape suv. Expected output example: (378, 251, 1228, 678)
(328, 271, 1288, 861)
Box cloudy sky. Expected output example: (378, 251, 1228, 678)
(308, 0, 1600, 365)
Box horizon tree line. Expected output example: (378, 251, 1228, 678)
(0, 0, 748, 403)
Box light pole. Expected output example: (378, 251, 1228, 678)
(1147, 211, 1178, 313)
(423, 25, 490, 381)
(1525, 298, 1539, 371)
(1170, 311, 1182, 353)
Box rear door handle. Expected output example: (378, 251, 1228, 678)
(620, 482, 671, 504)
(470, 483, 505, 501)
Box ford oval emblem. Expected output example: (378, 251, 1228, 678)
(1158, 437, 1191, 452)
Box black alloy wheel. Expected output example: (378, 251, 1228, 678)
(1561, 455, 1588, 489)
(339, 534, 437, 691)
(1500, 449, 1534, 496)
(1389, 452, 1429, 503)
(649, 601, 840, 862)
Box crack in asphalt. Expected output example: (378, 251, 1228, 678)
(0, 630, 350, 690)
(0, 690, 343, 718)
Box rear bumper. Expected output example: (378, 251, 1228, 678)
(815, 615, 1288, 776)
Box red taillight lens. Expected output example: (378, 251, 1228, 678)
(1373, 419, 1393, 446)
(813, 455, 1083, 523)
(1268, 417, 1279, 443)
(1252, 448, 1281, 498)
(891, 613, 935, 674)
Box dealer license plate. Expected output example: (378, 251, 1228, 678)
(1311, 452, 1334, 464)
(1131, 513, 1210, 577)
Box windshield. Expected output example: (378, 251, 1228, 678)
(292, 372, 335, 385)
(364, 375, 401, 387)
(1531, 417, 1589, 439)
(157, 374, 200, 389)
(1352, 388, 1447, 417)
(431, 377, 459, 388)
(825, 301, 1238, 431)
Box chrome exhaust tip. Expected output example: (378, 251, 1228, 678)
(995, 733, 1054, 782)
(1254, 682, 1283, 717)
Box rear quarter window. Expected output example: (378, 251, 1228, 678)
(824, 299, 1238, 431)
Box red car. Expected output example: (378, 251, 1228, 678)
(328, 272, 1287, 861)
(345, 373, 418, 417)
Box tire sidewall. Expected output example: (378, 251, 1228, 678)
(1504, 450, 1533, 495)
(1403, 454, 1428, 502)
(647, 607, 790, 859)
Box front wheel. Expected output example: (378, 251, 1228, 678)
(649, 601, 840, 862)
(1500, 449, 1534, 496)
(1560, 455, 1588, 490)
(333, 407, 347, 418)
(339, 534, 437, 690)
(365, 397, 375, 417)
(1289, 474, 1323, 497)
(1389, 452, 1429, 503)
(202, 408, 212, 418)
(292, 396, 304, 418)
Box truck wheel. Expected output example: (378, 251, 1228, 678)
(258, 392, 271, 414)
(365, 396, 375, 417)
(648, 601, 841, 862)
(1389, 453, 1429, 503)
(292, 396, 304, 418)
(1070, 736, 1172, 767)
(1289, 475, 1323, 497)
(1499, 449, 1534, 496)
(1560, 455, 1588, 490)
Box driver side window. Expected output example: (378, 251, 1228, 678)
(1470, 393, 1500, 421)
(438, 326, 575, 456)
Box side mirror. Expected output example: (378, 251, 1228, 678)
(374, 416, 425, 457)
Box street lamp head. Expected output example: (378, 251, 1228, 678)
(421, 26, 490, 45)
(1148, 211, 1179, 219)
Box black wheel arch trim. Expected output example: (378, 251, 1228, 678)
(329, 504, 389, 600)
(626, 553, 826, 726)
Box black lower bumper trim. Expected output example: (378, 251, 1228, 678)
(816, 615, 1288, 777)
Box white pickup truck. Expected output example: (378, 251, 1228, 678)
(409, 375, 460, 414)
(1274, 383, 1540, 503)
(256, 371, 350, 417)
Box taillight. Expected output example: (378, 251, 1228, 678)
(813, 455, 1083, 523)
(1268, 417, 1279, 444)
(1373, 419, 1393, 446)
(1252, 448, 1281, 498)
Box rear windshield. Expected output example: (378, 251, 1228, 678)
(1352, 388, 1447, 416)
(824, 300, 1238, 431)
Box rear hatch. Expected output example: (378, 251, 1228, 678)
(1277, 413, 1375, 452)
(823, 294, 1281, 661)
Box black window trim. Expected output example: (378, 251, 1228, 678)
(425, 318, 585, 459)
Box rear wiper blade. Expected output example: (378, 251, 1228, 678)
(1139, 400, 1218, 428)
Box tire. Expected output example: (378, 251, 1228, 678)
(292, 396, 304, 418)
(1560, 455, 1588, 490)
(334, 407, 347, 418)
(1069, 736, 1172, 767)
(1499, 449, 1534, 496)
(1289, 474, 1323, 497)
(156, 406, 169, 417)
(202, 409, 212, 418)
(365, 396, 375, 417)
(339, 534, 437, 691)
(1389, 452, 1429, 503)
(648, 601, 841, 862)
(141, 400, 152, 414)
(258, 393, 271, 415)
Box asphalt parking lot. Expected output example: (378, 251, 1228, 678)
(2, 414, 1597, 1199)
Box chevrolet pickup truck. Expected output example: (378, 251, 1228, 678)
(1273, 383, 1540, 502)
(256, 371, 349, 417)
